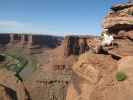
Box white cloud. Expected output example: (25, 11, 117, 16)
(0, 20, 96, 36)
(0, 21, 23, 28)
(0, 20, 72, 36)
(0, 20, 49, 34)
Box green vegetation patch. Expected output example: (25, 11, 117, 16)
(0, 48, 39, 81)
(116, 71, 127, 81)
(0, 48, 38, 75)
(0, 53, 28, 75)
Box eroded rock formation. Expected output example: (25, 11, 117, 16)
(102, 2, 133, 57)
(103, 2, 133, 37)
(64, 36, 99, 57)
(67, 52, 117, 100)
(64, 36, 80, 56)
(0, 69, 30, 100)
(67, 2, 133, 100)
(0, 85, 17, 100)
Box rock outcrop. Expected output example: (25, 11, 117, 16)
(66, 2, 133, 100)
(64, 36, 99, 57)
(102, 2, 133, 57)
(66, 52, 117, 100)
(118, 56, 133, 76)
(0, 69, 30, 100)
(103, 2, 133, 36)
(64, 36, 80, 56)
(0, 85, 17, 100)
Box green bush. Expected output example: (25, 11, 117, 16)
(116, 71, 127, 81)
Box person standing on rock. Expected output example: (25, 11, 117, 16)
(95, 32, 114, 54)
(101, 33, 114, 46)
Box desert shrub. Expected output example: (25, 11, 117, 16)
(116, 71, 127, 81)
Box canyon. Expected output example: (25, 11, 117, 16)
(0, 1, 133, 100)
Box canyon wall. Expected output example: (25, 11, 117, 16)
(63, 35, 99, 57)
(0, 34, 63, 49)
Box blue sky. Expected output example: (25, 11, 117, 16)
(0, 0, 128, 36)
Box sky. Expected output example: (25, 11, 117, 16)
(0, 0, 128, 36)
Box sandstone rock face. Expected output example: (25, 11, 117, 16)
(79, 38, 88, 54)
(64, 36, 80, 57)
(0, 85, 16, 100)
(93, 56, 133, 100)
(73, 54, 99, 84)
(66, 83, 79, 100)
(69, 53, 133, 100)
(103, 16, 133, 31)
(103, 2, 133, 34)
(86, 38, 101, 48)
(63, 36, 99, 57)
(127, 30, 133, 39)
(26, 69, 71, 100)
(102, 2, 133, 57)
(118, 56, 133, 76)
(67, 52, 117, 100)
(111, 2, 133, 12)
(93, 78, 133, 100)
(109, 38, 133, 57)
(0, 69, 29, 100)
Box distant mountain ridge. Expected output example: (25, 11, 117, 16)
(0, 33, 64, 48)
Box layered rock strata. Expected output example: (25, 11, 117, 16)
(64, 36, 99, 57)
(102, 2, 133, 57)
